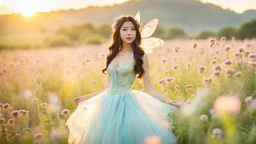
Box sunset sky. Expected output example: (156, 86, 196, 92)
(0, 0, 255, 17)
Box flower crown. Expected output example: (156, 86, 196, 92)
(111, 14, 140, 32)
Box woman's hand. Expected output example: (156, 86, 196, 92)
(165, 100, 181, 109)
(73, 96, 86, 105)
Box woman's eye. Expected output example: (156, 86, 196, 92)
(122, 29, 127, 31)
(132, 28, 135, 30)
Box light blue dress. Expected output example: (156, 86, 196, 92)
(66, 62, 177, 144)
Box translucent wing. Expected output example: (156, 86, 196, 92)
(134, 11, 140, 23)
(141, 18, 158, 39)
(141, 37, 164, 54)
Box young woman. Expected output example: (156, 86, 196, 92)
(66, 14, 179, 144)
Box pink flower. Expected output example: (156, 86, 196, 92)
(210, 108, 216, 115)
(214, 64, 222, 71)
(3, 103, 10, 109)
(225, 68, 234, 76)
(225, 47, 231, 51)
(172, 65, 178, 69)
(250, 98, 256, 110)
(198, 65, 206, 73)
(158, 79, 166, 85)
(235, 72, 242, 78)
(161, 58, 167, 63)
(220, 37, 226, 41)
(200, 114, 208, 121)
(165, 77, 175, 83)
(0, 118, 5, 124)
(212, 128, 223, 139)
(223, 59, 232, 65)
(35, 133, 43, 140)
(245, 96, 252, 103)
(213, 71, 220, 77)
(11, 110, 19, 117)
(249, 54, 256, 59)
(61, 109, 70, 115)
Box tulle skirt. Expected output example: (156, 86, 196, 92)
(66, 89, 177, 144)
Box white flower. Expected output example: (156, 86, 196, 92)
(200, 114, 208, 121)
(212, 128, 223, 140)
(245, 96, 252, 103)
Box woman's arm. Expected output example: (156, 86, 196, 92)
(142, 53, 180, 108)
(73, 76, 109, 105)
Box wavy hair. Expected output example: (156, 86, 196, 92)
(102, 16, 145, 78)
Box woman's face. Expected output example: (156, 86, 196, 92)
(119, 21, 136, 44)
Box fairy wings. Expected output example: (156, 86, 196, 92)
(134, 11, 164, 54)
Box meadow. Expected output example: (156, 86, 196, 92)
(0, 38, 256, 144)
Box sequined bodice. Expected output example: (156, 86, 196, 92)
(106, 62, 136, 95)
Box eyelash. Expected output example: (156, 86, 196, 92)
(122, 28, 135, 31)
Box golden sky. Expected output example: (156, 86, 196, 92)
(0, 0, 255, 17)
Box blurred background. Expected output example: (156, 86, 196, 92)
(0, 0, 256, 144)
(0, 0, 256, 49)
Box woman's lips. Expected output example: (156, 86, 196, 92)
(126, 37, 133, 40)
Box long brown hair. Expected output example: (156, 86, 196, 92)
(102, 16, 145, 78)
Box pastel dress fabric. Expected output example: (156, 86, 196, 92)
(66, 62, 177, 144)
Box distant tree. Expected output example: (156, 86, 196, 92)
(217, 26, 238, 39)
(165, 27, 187, 39)
(238, 19, 256, 39)
(56, 22, 95, 41)
(96, 24, 112, 38)
(196, 30, 216, 39)
(152, 25, 166, 39)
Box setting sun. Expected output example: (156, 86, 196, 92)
(12, 0, 52, 17)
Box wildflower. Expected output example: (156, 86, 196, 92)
(212, 128, 224, 140)
(249, 54, 256, 59)
(225, 68, 234, 76)
(214, 64, 222, 71)
(174, 85, 180, 89)
(35, 133, 43, 140)
(61, 109, 70, 115)
(3, 103, 10, 109)
(245, 96, 252, 103)
(158, 79, 165, 84)
(250, 99, 256, 109)
(172, 65, 178, 69)
(213, 71, 220, 77)
(200, 114, 208, 121)
(161, 58, 167, 63)
(204, 78, 212, 84)
(0, 118, 5, 124)
(220, 37, 226, 41)
(32, 98, 38, 103)
(225, 47, 231, 52)
(7, 119, 15, 124)
(40, 103, 48, 107)
(238, 48, 244, 53)
(185, 84, 192, 89)
(11, 110, 19, 117)
(211, 60, 216, 65)
(235, 72, 242, 78)
(198, 65, 206, 73)
(165, 77, 175, 83)
(210, 108, 216, 115)
(223, 59, 232, 65)
(175, 47, 179, 53)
